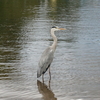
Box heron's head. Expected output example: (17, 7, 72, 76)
(51, 26, 66, 31)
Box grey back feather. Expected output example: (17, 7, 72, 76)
(37, 47, 54, 78)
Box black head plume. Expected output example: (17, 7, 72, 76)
(52, 26, 57, 28)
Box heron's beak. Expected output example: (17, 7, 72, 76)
(59, 28, 66, 30)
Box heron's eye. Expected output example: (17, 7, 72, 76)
(56, 26, 59, 29)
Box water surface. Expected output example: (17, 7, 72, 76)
(0, 0, 100, 100)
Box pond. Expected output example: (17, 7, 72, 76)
(0, 0, 100, 100)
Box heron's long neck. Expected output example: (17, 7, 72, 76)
(51, 30, 57, 51)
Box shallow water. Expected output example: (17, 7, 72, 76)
(0, 0, 100, 100)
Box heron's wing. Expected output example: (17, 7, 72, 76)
(37, 47, 54, 77)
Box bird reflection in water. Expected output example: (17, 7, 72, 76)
(37, 80, 57, 100)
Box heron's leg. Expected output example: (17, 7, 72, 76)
(49, 67, 51, 81)
(48, 76, 51, 89)
(42, 74, 44, 83)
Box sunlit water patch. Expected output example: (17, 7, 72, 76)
(0, 0, 100, 100)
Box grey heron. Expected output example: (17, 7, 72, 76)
(37, 26, 66, 80)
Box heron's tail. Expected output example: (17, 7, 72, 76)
(37, 73, 41, 78)
(37, 68, 41, 78)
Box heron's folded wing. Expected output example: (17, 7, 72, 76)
(38, 47, 54, 74)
